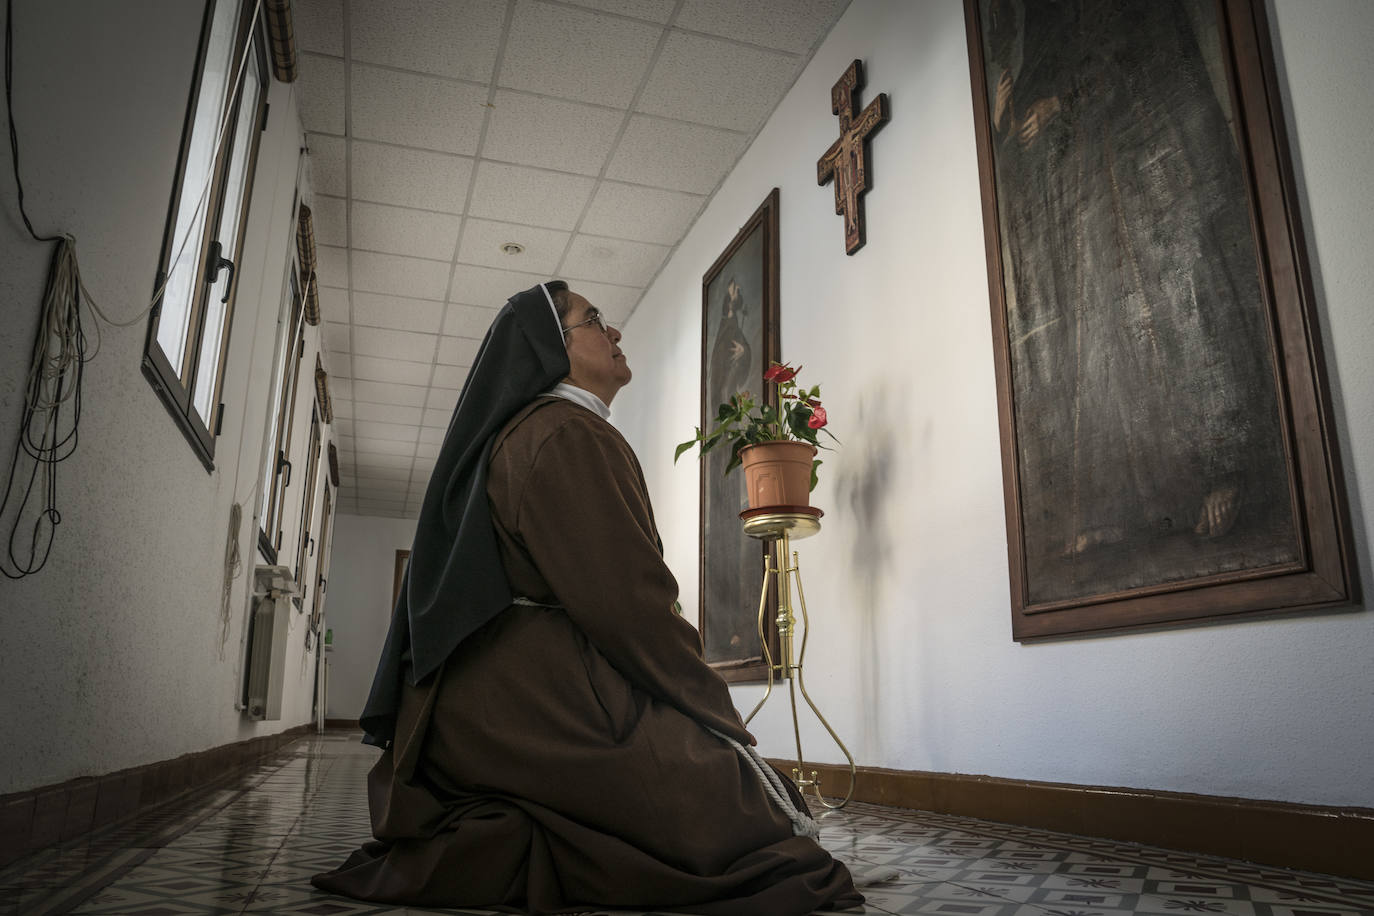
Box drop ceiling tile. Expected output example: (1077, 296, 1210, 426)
(418, 426, 446, 444)
(351, 65, 489, 155)
(298, 53, 346, 134)
(334, 417, 355, 436)
(353, 436, 416, 456)
(436, 336, 481, 366)
(352, 379, 428, 407)
(562, 0, 675, 22)
(356, 477, 409, 494)
(318, 348, 348, 381)
(355, 419, 421, 441)
(483, 91, 624, 176)
(333, 400, 353, 419)
(354, 464, 411, 480)
(294, 0, 343, 54)
(580, 182, 703, 245)
(316, 245, 349, 287)
(350, 0, 503, 82)
(350, 201, 461, 262)
(306, 134, 347, 196)
(637, 32, 798, 132)
(355, 450, 413, 468)
(442, 303, 499, 339)
(498, 0, 659, 108)
(351, 141, 473, 213)
(607, 116, 748, 193)
(425, 388, 459, 410)
(412, 442, 439, 461)
(675, 0, 848, 54)
(323, 322, 351, 354)
(332, 378, 353, 400)
(562, 234, 668, 287)
(448, 264, 547, 308)
(318, 286, 350, 324)
(310, 194, 349, 247)
(430, 364, 471, 389)
(353, 326, 438, 362)
(457, 219, 569, 274)
(422, 406, 453, 427)
(468, 162, 596, 231)
(563, 280, 641, 323)
(353, 292, 445, 333)
(351, 355, 433, 386)
(351, 251, 451, 300)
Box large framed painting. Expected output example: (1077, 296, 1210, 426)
(963, 0, 1355, 638)
(699, 189, 781, 680)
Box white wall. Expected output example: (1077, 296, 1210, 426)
(616, 0, 1374, 808)
(322, 514, 417, 721)
(0, 2, 337, 794)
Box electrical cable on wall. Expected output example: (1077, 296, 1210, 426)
(0, 0, 262, 579)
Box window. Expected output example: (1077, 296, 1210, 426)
(258, 264, 306, 562)
(294, 407, 323, 606)
(310, 484, 334, 628)
(144, 0, 268, 467)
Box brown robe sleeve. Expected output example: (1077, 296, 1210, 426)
(505, 409, 753, 746)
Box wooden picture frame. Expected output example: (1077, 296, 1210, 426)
(963, 0, 1355, 639)
(699, 189, 781, 680)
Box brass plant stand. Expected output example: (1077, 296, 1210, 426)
(740, 505, 856, 808)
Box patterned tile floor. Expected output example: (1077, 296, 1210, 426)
(3, 732, 1371, 915)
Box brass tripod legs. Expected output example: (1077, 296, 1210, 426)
(742, 530, 856, 809)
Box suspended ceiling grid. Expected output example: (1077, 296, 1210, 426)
(292, 0, 850, 517)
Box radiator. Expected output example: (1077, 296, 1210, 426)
(246, 565, 297, 720)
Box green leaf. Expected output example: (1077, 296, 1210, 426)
(810, 459, 822, 491)
(674, 440, 696, 462)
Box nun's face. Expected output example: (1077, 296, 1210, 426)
(562, 293, 631, 405)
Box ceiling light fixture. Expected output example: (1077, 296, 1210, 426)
(501, 242, 524, 255)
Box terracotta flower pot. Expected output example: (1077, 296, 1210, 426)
(738, 441, 817, 509)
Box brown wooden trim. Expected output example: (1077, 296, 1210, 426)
(0, 724, 313, 869)
(772, 759, 1374, 881)
(324, 718, 359, 730)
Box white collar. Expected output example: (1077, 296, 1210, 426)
(547, 382, 610, 420)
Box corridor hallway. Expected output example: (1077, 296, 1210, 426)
(2, 731, 1372, 916)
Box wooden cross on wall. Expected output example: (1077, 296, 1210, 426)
(817, 59, 889, 255)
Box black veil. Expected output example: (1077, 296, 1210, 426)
(359, 282, 569, 747)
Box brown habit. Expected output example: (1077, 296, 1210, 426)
(313, 397, 861, 914)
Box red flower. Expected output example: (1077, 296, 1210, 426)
(764, 363, 799, 384)
(807, 406, 828, 429)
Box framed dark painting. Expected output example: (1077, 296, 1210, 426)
(963, 0, 1355, 638)
(699, 189, 781, 680)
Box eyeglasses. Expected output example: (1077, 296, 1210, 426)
(560, 307, 608, 336)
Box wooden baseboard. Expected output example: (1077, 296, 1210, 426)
(324, 717, 359, 730)
(768, 759, 1374, 881)
(0, 723, 314, 869)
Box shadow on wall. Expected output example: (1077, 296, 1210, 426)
(834, 387, 899, 756)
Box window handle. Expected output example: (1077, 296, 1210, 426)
(308, 536, 315, 557)
(206, 240, 235, 304)
(277, 450, 292, 488)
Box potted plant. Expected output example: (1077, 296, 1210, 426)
(675, 362, 836, 508)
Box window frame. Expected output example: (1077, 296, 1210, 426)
(293, 407, 323, 607)
(258, 263, 307, 563)
(143, 0, 269, 470)
(310, 482, 334, 628)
